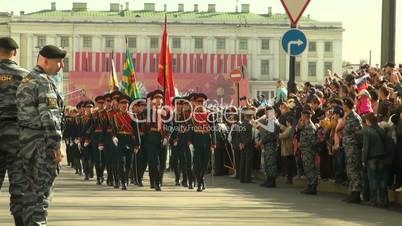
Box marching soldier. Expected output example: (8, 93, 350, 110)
(81, 100, 95, 181)
(0, 37, 29, 226)
(144, 90, 168, 191)
(238, 106, 257, 184)
(103, 93, 114, 186)
(16, 45, 65, 226)
(258, 106, 280, 187)
(107, 91, 123, 188)
(92, 95, 108, 185)
(297, 110, 319, 195)
(133, 97, 148, 187)
(111, 95, 138, 190)
(188, 93, 217, 192)
(72, 101, 84, 176)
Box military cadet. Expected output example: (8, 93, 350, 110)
(105, 91, 122, 187)
(170, 97, 186, 186)
(16, 45, 65, 226)
(111, 95, 138, 190)
(0, 37, 29, 226)
(188, 93, 217, 192)
(297, 110, 319, 195)
(92, 95, 108, 185)
(342, 97, 363, 203)
(81, 100, 95, 181)
(144, 90, 168, 191)
(103, 93, 114, 186)
(133, 97, 148, 187)
(72, 101, 84, 175)
(63, 107, 74, 168)
(259, 106, 281, 187)
(238, 106, 258, 184)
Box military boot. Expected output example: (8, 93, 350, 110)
(347, 191, 361, 204)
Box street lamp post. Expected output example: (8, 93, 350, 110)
(381, 0, 396, 66)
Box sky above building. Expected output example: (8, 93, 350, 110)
(1, 0, 401, 66)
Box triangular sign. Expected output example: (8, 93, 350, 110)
(280, 0, 311, 26)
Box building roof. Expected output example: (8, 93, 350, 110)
(21, 10, 314, 24)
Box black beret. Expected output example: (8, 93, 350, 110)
(95, 96, 105, 102)
(84, 100, 95, 108)
(39, 45, 66, 59)
(118, 95, 131, 103)
(0, 37, 18, 50)
(196, 93, 208, 100)
(110, 90, 122, 99)
(383, 62, 395, 68)
(151, 89, 164, 99)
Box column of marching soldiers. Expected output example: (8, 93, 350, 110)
(63, 90, 224, 192)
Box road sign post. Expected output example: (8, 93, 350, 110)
(230, 69, 242, 107)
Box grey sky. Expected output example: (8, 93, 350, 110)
(1, 0, 401, 66)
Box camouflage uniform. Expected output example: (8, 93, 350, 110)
(299, 121, 318, 186)
(342, 110, 363, 192)
(0, 59, 28, 221)
(259, 120, 280, 178)
(16, 65, 63, 226)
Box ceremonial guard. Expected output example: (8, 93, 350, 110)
(131, 97, 147, 186)
(92, 95, 108, 185)
(81, 100, 95, 180)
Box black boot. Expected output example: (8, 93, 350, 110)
(300, 185, 311, 194)
(121, 182, 127, 190)
(188, 180, 194, 189)
(265, 177, 276, 188)
(175, 178, 180, 186)
(260, 176, 270, 187)
(13, 215, 24, 226)
(197, 183, 203, 192)
(96, 178, 101, 185)
(305, 184, 317, 195)
(137, 179, 143, 187)
(347, 191, 361, 204)
(155, 183, 161, 191)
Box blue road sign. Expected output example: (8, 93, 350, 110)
(281, 29, 307, 56)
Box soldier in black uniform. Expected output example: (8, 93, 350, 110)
(0, 37, 29, 226)
(81, 100, 95, 180)
(133, 98, 148, 187)
(72, 101, 85, 176)
(92, 96, 108, 185)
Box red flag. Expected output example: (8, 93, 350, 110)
(157, 16, 175, 106)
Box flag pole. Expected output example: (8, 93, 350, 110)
(164, 14, 167, 103)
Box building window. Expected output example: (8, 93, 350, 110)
(261, 60, 270, 76)
(216, 38, 226, 50)
(105, 37, 114, 48)
(173, 58, 177, 72)
(60, 36, 69, 48)
(83, 36, 92, 48)
(308, 41, 316, 52)
(261, 39, 270, 50)
(172, 37, 181, 49)
(295, 61, 301, 77)
(325, 42, 333, 52)
(308, 62, 317, 77)
(127, 37, 137, 48)
(63, 57, 69, 72)
(150, 37, 159, 49)
(37, 35, 46, 48)
(324, 62, 333, 74)
(195, 37, 203, 49)
(239, 39, 248, 50)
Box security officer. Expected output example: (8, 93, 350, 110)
(0, 37, 29, 226)
(16, 45, 65, 226)
(342, 97, 363, 203)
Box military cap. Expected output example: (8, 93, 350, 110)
(187, 93, 198, 101)
(133, 98, 147, 105)
(110, 90, 122, 100)
(76, 101, 85, 109)
(118, 95, 131, 103)
(39, 45, 66, 59)
(383, 62, 395, 68)
(95, 95, 105, 103)
(104, 93, 112, 101)
(195, 93, 208, 100)
(84, 100, 95, 108)
(151, 89, 164, 99)
(0, 37, 19, 50)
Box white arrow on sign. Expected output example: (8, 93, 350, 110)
(287, 39, 304, 54)
(280, 0, 311, 26)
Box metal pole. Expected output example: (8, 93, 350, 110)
(237, 82, 240, 107)
(381, 0, 396, 65)
(369, 50, 372, 66)
(287, 24, 297, 94)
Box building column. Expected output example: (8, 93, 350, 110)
(273, 38, 280, 80)
(317, 41, 325, 83)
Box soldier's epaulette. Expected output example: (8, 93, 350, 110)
(21, 74, 33, 84)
